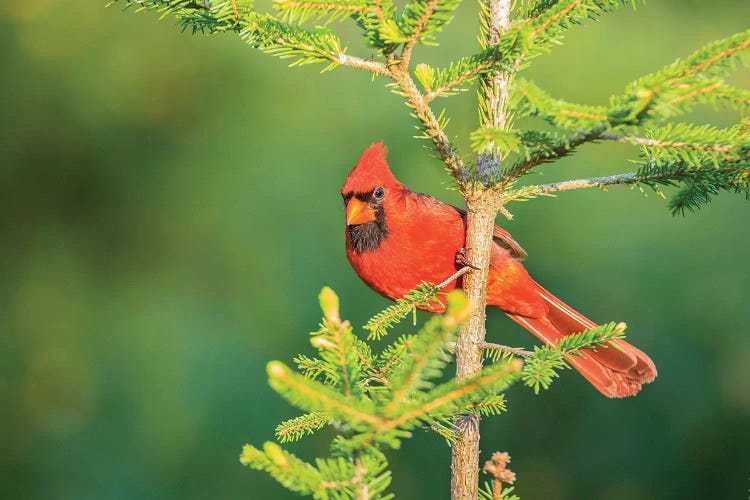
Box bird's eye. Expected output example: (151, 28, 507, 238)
(373, 186, 386, 201)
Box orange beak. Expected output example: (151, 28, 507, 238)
(346, 198, 376, 226)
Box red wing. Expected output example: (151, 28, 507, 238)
(492, 225, 527, 261)
(409, 193, 527, 261)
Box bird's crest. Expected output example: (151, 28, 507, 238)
(342, 142, 403, 195)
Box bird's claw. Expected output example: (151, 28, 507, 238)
(455, 248, 480, 270)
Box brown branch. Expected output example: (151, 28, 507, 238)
(531, 0, 584, 38)
(532, 168, 749, 195)
(193, 0, 389, 77)
(685, 37, 750, 75)
(506, 124, 609, 179)
(600, 133, 734, 153)
(533, 172, 639, 193)
(389, 66, 466, 177)
(400, 0, 441, 68)
(270, 363, 385, 427)
(425, 60, 495, 102)
(437, 266, 474, 289)
(335, 54, 390, 75)
(447, 342, 532, 358)
(667, 82, 722, 106)
(386, 360, 523, 431)
(482, 342, 532, 358)
(369, 340, 412, 387)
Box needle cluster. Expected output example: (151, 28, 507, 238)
(114, 0, 749, 214)
(239, 285, 629, 499)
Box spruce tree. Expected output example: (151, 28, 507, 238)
(113, 1, 749, 498)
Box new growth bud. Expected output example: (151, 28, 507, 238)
(267, 361, 287, 379)
(310, 336, 336, 350)
(263, 442, 290, 469)
(319, 286, 341, 324)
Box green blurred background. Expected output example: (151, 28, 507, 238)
(1, 1, 749, 498)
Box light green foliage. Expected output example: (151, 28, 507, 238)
(526, 0, 635, 52)
(114, 0, 749, 212)
(470, 127, 523, 158)
(633, 123, 750, 214)
(239, 286, 628, 497)
(398, 0, 462, 46)
(276, 412, 330, 443)
(363, 281, 443, 340)
(274, 0, 372, 25)
(512, 78, 610, 130)
(522, 322, 627, 394)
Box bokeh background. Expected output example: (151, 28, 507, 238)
(1, 1, 749, 499)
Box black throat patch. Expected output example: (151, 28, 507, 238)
(346, 192, 389, 254)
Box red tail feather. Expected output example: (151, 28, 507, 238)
(507, 282, 657, 398)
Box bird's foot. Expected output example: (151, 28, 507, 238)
(455, 248, 480, 270)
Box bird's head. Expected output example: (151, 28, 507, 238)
(341, 142, 404, 252)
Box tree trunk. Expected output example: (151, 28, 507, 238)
(450, 189, 497, 499)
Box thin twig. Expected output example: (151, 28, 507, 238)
(424, 60, 496, 102)
(437, 266, 474, 289)
(533, 167, 750, 194)
(447, 342, 532, 358)
(506, 125, 608, 179)
(666, 82, 722, 106)
(389, 66, 466, 178)
(684, 37, 750, 75)
(336, 54, 390, 75)
(600, 132, 734, 152)
(533, 172, 638, 193)
(191, 1, 389, 77)
(400, 0, 441, 68)
(482, 342, 532, 358)
(531, 0, 584, 38)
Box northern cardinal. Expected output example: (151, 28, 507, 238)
(342, 142, 657, 398)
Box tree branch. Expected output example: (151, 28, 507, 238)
(684, 37, 750, 75)
(447, 342, 533, 358)
(483, 342, 532, 358)
(506, 125, 608, 179)
(600, 132, 734, 152)
(336, 54, 390, 75)
(533, 172, 638, 193)
(400, 0, 441, 68)
(389, 66, 466, 178)
(531, 0, 584, 38)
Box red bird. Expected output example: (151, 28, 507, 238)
(342, 142, 657, 398)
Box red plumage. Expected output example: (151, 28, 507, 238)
(342, 142, 657, 398)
